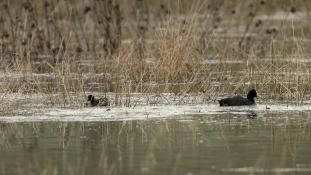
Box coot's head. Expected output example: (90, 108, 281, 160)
(247, 89, 257, 99)
(87, 95, 93, 101)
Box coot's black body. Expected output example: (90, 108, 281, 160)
(219, 89, 257, 106)
(87, 95, 109, 107)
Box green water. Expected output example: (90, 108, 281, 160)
(1, 112, 311, 175)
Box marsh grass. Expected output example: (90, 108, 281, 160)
(1, 0, 311, 108)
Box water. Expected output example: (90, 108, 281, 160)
(1, 111, 311, 175)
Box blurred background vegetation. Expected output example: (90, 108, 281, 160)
(1, 0, 311, 106)
(1, 0, 310, 59)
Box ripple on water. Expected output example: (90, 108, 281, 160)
(223, 167, 311, 173)
(1, 104, 311, 123)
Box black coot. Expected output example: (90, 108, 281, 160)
(87, 95, 110, 107)
(87, 95, 99, 106)
(219, 89, 257, 106)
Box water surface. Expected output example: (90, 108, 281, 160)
(1, 111, 311, 175)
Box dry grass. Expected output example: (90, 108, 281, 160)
(0, 0, 311, 108)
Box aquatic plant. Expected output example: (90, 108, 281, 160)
(0, 0, 310, 108)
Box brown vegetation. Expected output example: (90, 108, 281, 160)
(1, 0, 311, 107)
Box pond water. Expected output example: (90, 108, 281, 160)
(1, 109, 311, 175)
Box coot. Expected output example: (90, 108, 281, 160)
(219, 89, 257, 106)
(87, 95, 110, 107)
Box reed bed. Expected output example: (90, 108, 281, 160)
(1, 0, 311, 108)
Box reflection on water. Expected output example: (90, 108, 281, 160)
(0, 112, 311, 175)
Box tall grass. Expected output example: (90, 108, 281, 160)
(0, 0, 311, 107)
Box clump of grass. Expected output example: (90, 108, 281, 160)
(0, 0, 311, 108)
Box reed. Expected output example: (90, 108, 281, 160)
(0, 0, 311, 107)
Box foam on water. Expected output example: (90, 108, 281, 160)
(223, 167, 311, 173)
(1, 104, 311, 123)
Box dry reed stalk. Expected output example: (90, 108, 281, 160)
(0, 0, 310, 107)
